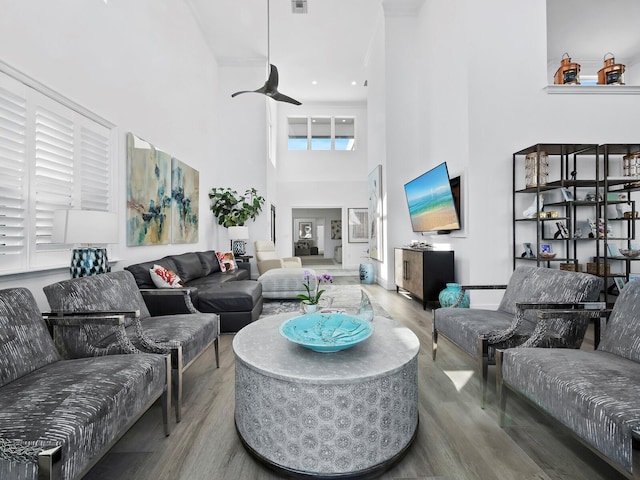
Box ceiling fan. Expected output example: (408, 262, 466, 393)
(231, 0, 302, 105)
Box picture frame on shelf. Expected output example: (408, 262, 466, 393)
(607, 244, 618, 257)
(614, 277, 626, 293)
(560, 188, 574, 202)
(521, 242, 535, 258)
(540, 244, 552, 254)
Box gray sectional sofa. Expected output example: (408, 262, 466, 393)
(498, 280, 640, 478)
(125, 251, 263, 333)
(0, 287, 171, 480)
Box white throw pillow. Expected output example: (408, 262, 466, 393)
(149, 264, 183, 288)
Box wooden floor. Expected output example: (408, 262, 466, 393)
(85, 278, 631, 480)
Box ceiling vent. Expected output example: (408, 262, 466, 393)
(291, 0, 308, 14)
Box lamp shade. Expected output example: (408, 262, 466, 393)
(228, 226, 249, 240)
(53, 210, 118, 245)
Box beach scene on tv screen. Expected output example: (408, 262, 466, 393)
(406, 165, 460, 232)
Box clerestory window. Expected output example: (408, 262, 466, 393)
(287, 116, 355, 151)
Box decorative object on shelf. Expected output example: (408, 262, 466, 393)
(587, 262, 610, 276)
(438, 283, 470, 308)
(622, 152, 640, 179)
(228, 226, 249, 255)
(619, 248, 640, 258)
(359, 263, 375, 284)
(521, 242, 535, 258)
(561, 188, 574, 202)
(554, 53, 580, 85)
(583, 191, 602, 202)
(208, 187, 265, 227)
(279, 313, 374, 353)
(588, 218, 611, 238)
(615, 192, 632, 218)
(597, 53, 625, 85)
(574, 227, 583, 238)
(554, 221, 569, 239)
(624, 211, 639, 219)
(52, 210, 118, 278)
(523, 194, 544, 218)
(525, 151, 549, 187)
(540, 244, 555, 258)
(560, 263, 583, 272)
(296, 271, 333, 309)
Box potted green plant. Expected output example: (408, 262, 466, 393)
(208, 187, 265, 227)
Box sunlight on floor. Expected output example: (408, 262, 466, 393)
(443, 370, 474, 392)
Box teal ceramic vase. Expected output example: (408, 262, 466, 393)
(438, 283, 470, 308)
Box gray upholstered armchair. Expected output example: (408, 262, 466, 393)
(432, 266, 604, 406)
(43, 270, 219, 423)
(498, 280, 640, 478)
(255, 240, 302, 275)
(0, 287, 171, 480)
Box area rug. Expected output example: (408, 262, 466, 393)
(260, 285, 390, 319)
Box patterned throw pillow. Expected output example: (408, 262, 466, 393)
(149, 264, 183, 288)
(216, 251, 237, 272)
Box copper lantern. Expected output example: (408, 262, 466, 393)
(554, 53, 580, 85)
(597, 53, 625, 85)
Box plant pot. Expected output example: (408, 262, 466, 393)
(301, 302, 319, 314)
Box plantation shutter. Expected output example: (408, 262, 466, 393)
(0, 75, 27, 270)
(79, 120, 111, 211)
(32, 93, 75, 252)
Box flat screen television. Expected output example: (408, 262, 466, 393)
(403, 162, 461, 234)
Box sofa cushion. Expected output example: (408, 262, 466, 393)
(196, 251, 221, 276)
(598, 280, 640, 362)
(501, 347, 640, 474)
(126, 257, 179, 289)
(197, 281, 262, 313)
(150, 264, 183, 288)
(216, 251, 238, 272)
(170, 252, 205, 283)
(0, 353, 166, 480)
(0, 288, 61, 388)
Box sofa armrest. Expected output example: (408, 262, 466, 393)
(0, 438, 62, 475)
(139, 288, 199, 315)
(283, 257, 302, 268)
(257, 259, 284, 274)
(42, 313, 141, 358)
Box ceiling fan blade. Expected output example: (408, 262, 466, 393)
(231, 84, 268, 98)
(265, 64, 279, 90)
(270, 91, 302, 106)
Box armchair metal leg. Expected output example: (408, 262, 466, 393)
(162, 354, 172, 436)
(170, 347, 184, 423)
(432, 327, 438, 361)
(478, 336, 489, 408)
(37, 446, 62, 480)
(496, 349, 507, 427)
(214, 337, 219, 368)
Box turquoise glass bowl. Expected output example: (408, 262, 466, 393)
(279, 313, 374, 353)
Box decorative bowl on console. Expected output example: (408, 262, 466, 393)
(540, 252, 557, 259)
(619, 248, 640, 258)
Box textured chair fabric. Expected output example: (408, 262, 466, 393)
(43, 271, 219, 369)
(500, 281, 640, 475)
(0, 288, 168, 480)
(434, 266, 603, 360)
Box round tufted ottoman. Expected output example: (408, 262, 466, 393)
(233, 312, 420, 478)
(258, 268, 316, 299)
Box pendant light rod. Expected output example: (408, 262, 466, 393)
(267, 0, 271, 69)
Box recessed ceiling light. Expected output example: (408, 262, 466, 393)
(351, 81, 357, 86)
(312, 80, 318, 85)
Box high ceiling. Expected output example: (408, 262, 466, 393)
(185, 0, 382, 104)
(184, 0, 640, 104)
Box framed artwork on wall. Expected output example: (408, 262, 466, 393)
(348, 208, 368, 243)
(171, 157, 199, 244)
(126, 133, 171, 246)
(299, 222, 313, 240)
(368, 165, 383, 260)
(331, 219, 342, 240)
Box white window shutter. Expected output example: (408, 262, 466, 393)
(79, 119, 111, 211)
(32, 94, 75, 251)
(0, 75, 27, 270)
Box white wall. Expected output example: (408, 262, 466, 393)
(275, 102, 369, 267)
(370, 0, 640, 306)
(0, 0, 219, 308)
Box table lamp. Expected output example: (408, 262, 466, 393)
(228, 226, 249, 256)
(53, 210, 118, 277)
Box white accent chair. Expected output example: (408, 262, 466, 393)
(254, 240, 302, 275)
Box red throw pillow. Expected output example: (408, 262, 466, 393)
(216, 251, 237, 272)
(149, 264, 183, 288)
